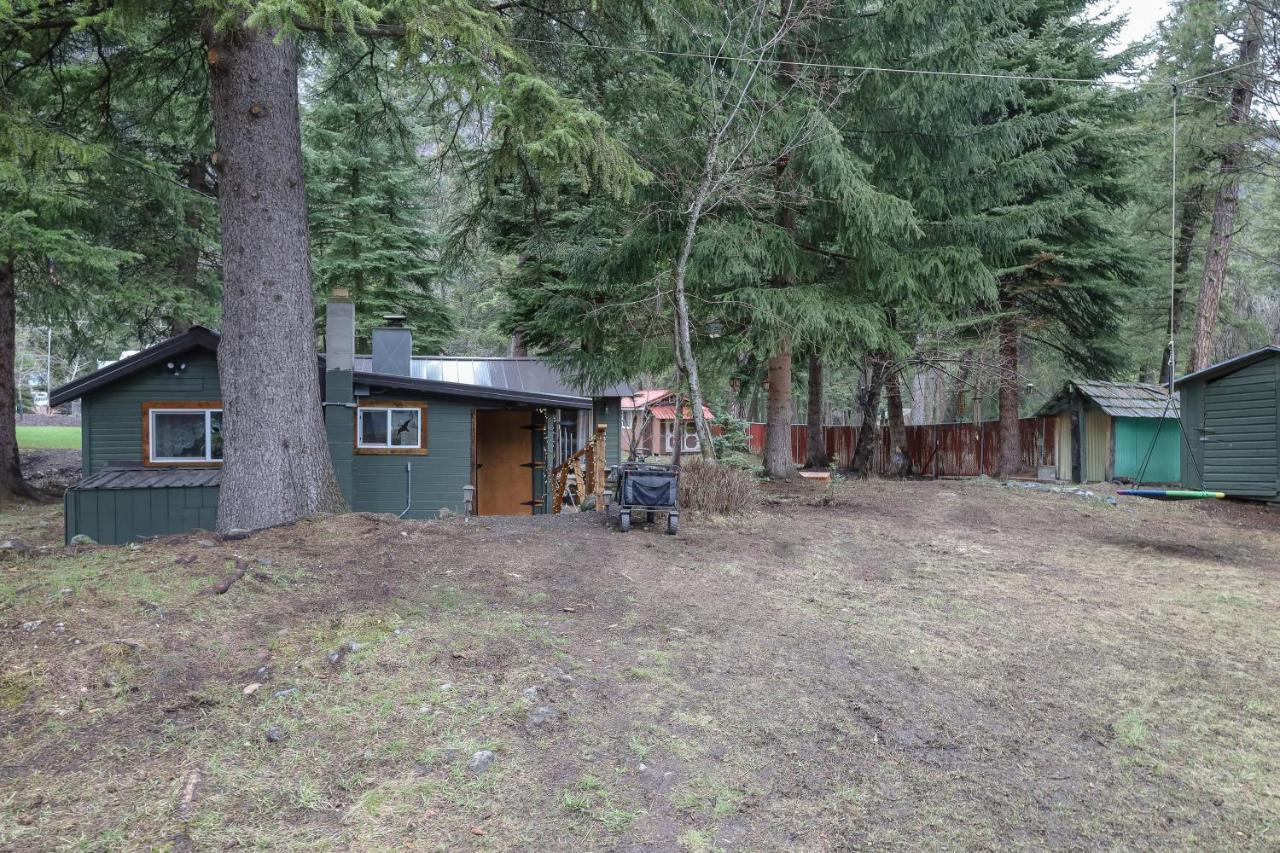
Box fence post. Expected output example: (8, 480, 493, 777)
(932, 426, 938, 479)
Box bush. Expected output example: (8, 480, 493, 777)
(678, 459, 758, 515)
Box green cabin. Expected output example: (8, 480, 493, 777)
(51, 296, 628, 544)
(1035, 380, 1181, 484)
(1176, 346, 1280, 502)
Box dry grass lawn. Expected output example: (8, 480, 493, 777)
(1, 479, 1278, 850)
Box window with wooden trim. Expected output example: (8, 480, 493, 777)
(142, 402, 222, 466)
(356, 401, 428, 454)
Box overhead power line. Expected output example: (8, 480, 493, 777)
(510, 36, 1264, 90)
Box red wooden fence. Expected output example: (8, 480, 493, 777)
(745, 418, 1056, 477)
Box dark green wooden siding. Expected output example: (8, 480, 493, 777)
(325, 369, 355, 504)
(66, 354, 618, 538)
(1180, 383, 1202, 489)
(80, 352, 221, 475)
(65, 485, 219, 545)
(593, 397, 623, 466)
(1180, 354, 1279, 499)
(351, 393, 473, 518)
(1201, 359, 1278, 497)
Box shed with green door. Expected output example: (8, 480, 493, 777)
(1036, 380, 1180, 484)
(1175, 346, 1280, 502)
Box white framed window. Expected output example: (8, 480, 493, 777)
(356, 402, 427, 453)
(662, 420, 699, 453)
(143, 402, 222, 465)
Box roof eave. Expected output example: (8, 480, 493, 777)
(50, 327, 221, 406)
(353, 371, 592, 409)
(1174, 346, 1280, 389)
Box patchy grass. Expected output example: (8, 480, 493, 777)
(0, 501, 63, 548)
(15, 426, 80, 450)
(1, 482, 1279, 849)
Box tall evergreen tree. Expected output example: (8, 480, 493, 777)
(304, 51, 454, 352)
(973, 0, 1143, 476)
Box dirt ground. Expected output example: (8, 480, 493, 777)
(19, 448, 81, 496)
(1, 479, 1278, 851)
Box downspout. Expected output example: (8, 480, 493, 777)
(399, 462, 412, 518)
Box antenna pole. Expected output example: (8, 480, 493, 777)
(1168, 84, 1178, 398)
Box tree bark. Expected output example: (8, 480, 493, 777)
(1187, 7, 1262, 373)
(1159, 184, 1206, 386)
(850, 353, 887, 477)
(884, 366, 911, 477)
(0, 255, 39, 502)
(670, 162, 718, 461)
(206, 22, 345, 531)
(671, 389, 685, 466)
(803, 354, 827, 469)
(945, 351, 971, 422)
(997, 289, 1022, 478)
(763, 339, 795, 478)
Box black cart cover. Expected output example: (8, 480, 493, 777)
(622, 473, 677, 508)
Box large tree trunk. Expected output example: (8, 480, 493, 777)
(206, 22, 345, 531)
(804, 354, 827, 469)
(0, 256, 38, 502)
(884, 367, 911, 477)
(850, 353, 887, 477)
(763, 339, 795, 478)
(1187, 8, 1262, 373)
(997, 292, 1022, 478)
(1159, 184, 1206, 386)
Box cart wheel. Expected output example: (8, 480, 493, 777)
(666, 513, 679, 535)
(619, 510, 631, 532)
(646, 510, 657, 524)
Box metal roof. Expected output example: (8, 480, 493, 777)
(352, 356, 632, 399)
(1173, 346, 1280, 389)
(648, 404, 714, 421)
(1036, 380, 1180, 419)
(352, 370, 592, 409)
(51, 325, 630, 410)
(73, 464, 222, 490)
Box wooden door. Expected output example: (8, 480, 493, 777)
(475, 410, 533, 515)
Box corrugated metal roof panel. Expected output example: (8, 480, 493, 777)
(352, 356, 631, 398)
(74, 465, 221, 490)
(648, 404, 714, 421)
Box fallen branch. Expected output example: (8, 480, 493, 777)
(208, 559, 248, 595)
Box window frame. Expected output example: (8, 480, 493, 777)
(355, 400, 429, 455)
(142, 401, 223, 467)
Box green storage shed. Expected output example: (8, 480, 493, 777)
(1176, 346, 1280, 501)
(1036, 380, 1180, 483)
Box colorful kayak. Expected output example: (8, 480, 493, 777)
(1116, 489, 1226, 501)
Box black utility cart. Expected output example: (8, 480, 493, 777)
(612, 462, 680, 534)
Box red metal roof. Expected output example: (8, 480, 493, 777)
(648, 404, 714, 421)
(623, 389, 674, 408)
